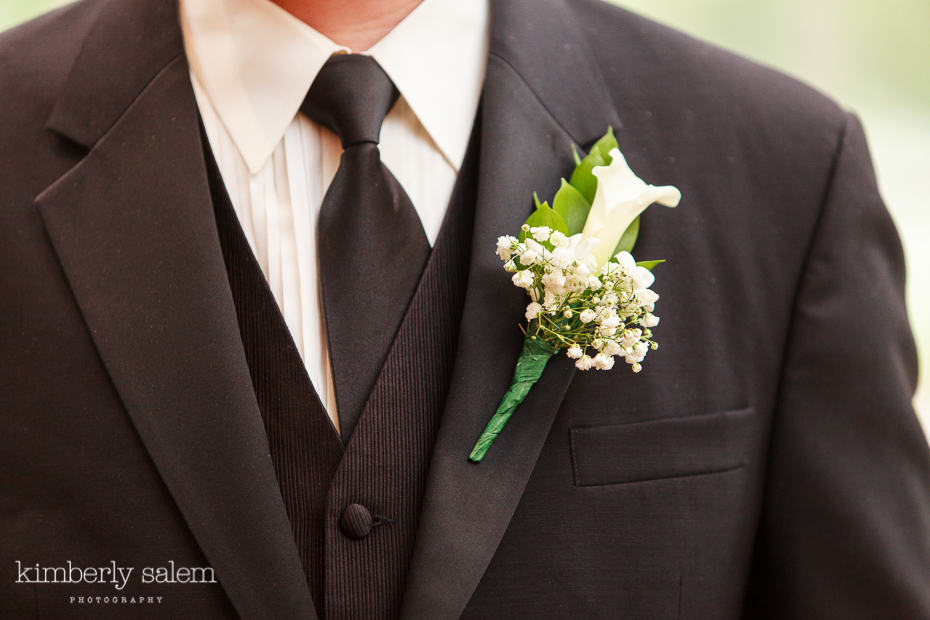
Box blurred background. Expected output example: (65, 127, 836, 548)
(2, 0, 927, 437)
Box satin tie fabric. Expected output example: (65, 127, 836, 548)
(302, 55, 430, 439)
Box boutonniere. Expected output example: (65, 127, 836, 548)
(469, 128, 681, 462)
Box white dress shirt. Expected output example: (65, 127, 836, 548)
(179, 0, 489, 429)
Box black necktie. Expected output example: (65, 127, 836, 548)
(301, 54, 430, 439)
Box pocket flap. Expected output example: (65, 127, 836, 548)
(570, 406, 755, 487)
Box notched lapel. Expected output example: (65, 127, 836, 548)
(34, 2, 316, 616)
(402, 1, 622, 618)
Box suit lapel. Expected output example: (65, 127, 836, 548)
(35, 1, 315, 617)
(401, 1, 622, 617)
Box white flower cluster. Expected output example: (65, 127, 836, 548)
(497, 225, 661, 373)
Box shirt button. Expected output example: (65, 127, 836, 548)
(340, 503, 373, 539)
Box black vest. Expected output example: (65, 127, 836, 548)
(206, 125, 478, 619)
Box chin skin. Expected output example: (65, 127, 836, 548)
(270, 0, 425, 51)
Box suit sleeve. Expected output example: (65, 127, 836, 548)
(742, 112, 930, 618)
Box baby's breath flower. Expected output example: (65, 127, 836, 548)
(599, 312, 621, 330)
(550, 247, 574, 270)
(615, 251, 636, 273)
(575, 355, 595, 370)
(620, 329, 638, 348)
(543, 290, 558, 310)
(497, 236, 662, 375)
(598, 326, 618, 338)
(635, 289, 659, 306)
(541, 270, 567, 295)
(525, 238, 546, 256)
(574, 262, 592, 279)
(496, 235, 517, 261)
(512, 270, 534, 289)
(564, 275, 584, 293)
(530, 226, 552, 242)
(632, 266, 655, 290)
(624, 343, 647, 365)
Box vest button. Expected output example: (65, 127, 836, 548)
(340, 503, 373, 539)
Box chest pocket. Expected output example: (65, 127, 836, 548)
(570, 406, 755, 487)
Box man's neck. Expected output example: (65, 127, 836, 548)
(272, 0, 424, 51)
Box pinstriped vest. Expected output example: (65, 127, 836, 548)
(205, 121, 478, 619)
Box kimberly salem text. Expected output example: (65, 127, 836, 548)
(14, 561, 216, 591)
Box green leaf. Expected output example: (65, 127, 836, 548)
(635, 259, 666, 271)
(532, 191, 543, 209)
(519, 202, 569, 241)
(612, 216, 640, 255)
(568, 127, 619, 204)
(552, 178, 591, 235)
(568, 149, 606, 204)
(591, 126, 619, 161)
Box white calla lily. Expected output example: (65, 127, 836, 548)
(581, 147, 681, 267)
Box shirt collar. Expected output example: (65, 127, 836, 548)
(180, 0, 489, 174)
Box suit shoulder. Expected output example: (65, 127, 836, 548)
(569, 0, 846, 152)
(0, 0, 103, 125)
(0, 0, 103, 58)
(0, 1, 103, 200)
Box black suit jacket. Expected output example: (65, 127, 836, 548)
(1, 0, 928, 618)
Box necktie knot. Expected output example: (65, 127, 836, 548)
(301, 54, 399, 148)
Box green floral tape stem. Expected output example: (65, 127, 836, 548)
(469, 336, 558, 463)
